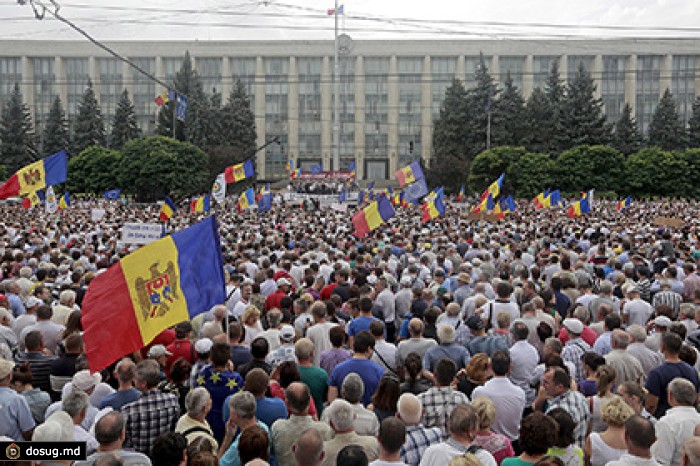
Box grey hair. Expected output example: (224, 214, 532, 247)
(681, 303, 697, 319)
(611, 331, 630, 349)
(63, 390, 90, 417)
(573, 305, 590, 323)
(341, 373, 364, 404)
(544, 337, 563, 354)
(599, 280, 613, 295)
(266, 308, 283, 328)
(669, 378, 697, 406)
(185, 387, 211, 416)
(229, 391, 257, 419)
(627, 325, 647, 343)
(135, 359, 161, 388)
(437, 324, 456, 344)
(59, 289, 76, 305)
(326, 399, 355, 431)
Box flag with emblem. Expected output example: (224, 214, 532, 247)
(224, 160, 255, 184)
(0, 150, 68, 200)
(395, 161, 424, 187)
(211, 173, 226, 205)
(238, 188, 255, 210)
(81, 216, 226, 371)
(21, 190, 45, 209)
(45, 186, 58, 214)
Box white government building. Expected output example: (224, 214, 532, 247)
(0, 38, 698, 179)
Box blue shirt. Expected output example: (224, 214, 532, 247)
(99, 388, 141, 411)
(219, 420, 269, 466)
(7, 293, 25, 317)
(329, 358, 384, 406)
(0, 386, 35, 440)
(346, 316, 377, 337)
(196, 366, 244, 443)
(222, 395, 287, 430)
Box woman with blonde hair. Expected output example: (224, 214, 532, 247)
(241, 305, 263, 345)
(583, 396, 633, 466)
(616, 381, 656, 425)
(457, 353, 491, 399)
(470, 396, 514, 464)
(588, 364, 616, 433)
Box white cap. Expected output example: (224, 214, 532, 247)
(563, 318, 584, 335)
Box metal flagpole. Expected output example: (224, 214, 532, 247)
(486, 111, 491, 150)
(332, 0, 341, 172)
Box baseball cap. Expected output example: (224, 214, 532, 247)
(465, 315, 485, 331)
(279, 325, 295, 341)
(654, 316, 672, 328)
(26, 296, 42, 308)
(277, 277, 292, 287)
(563, 318, 584, 334)
(195, 338, 213, 354)
(147, 344, 172, 358)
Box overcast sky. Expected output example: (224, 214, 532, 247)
(2, 0, 700, 42)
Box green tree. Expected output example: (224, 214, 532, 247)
(470, 53, 499, 155)
(554, 145, 624, 194)
(428, 79, 470, 191)
(67, 146, 121, 194)
(648, 88, 686, 150)
(118, 136, 209, 201)
(72, 79, 105, 155)
(562, 62, 611, 148)
(157, 52, 207, 144)
(611, 103, 642, 155)
(511, 152, 556, 198)
(493, 73, 527, 147)
(0, 83, 36, 173)
(624, 147, 688, 197)
(207, 81, 258, 182)
(679, 149, 700, 198)
(523, 88, 556, 154)
(468, 146, 528, 194)
(687, 97, 700, 148)
(42, 96, 69, 156)
(110, 89, 140, 150)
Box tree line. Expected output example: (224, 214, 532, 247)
(0, 52, 257, 192)
(428, 55, 700, 196)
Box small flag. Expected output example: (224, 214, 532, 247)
(238, 188, 255, 210)
(224, 160, 255, 184)
(154, 92, 169, 107)
(403, 178, 429, 204)
(327, 4, 344, 15)
(616, 196, 631, 211)
(457, 185, 464, 202)
(472, 194, 495, 214)
(310, 163, 323, 174)
(45, 186, 58, 214)
(212, 173, 226, 205)
(0, 150, 68, 200)
(58, 192, 70, 210)
(339, 189, 347, 204)
(290, 168, 302, 180)
(104, 189, 121, 200)
(258, 185, 272, 214)
(480, 173, 504, 200)
(190, 195, 211, 214)
(395, 161, 424, 187)
(421, 191, 446, 223)
(353, 195, 395, 238)
(358, 190, 366, 205)
(169, 90, 188, 122)
(286, 160, 294, 173)
(159, 197, 177, 222)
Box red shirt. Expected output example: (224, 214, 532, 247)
(320, 283, 338, 301)
(558, 325, 598, 347)
(265, 290, 287, 311)
(140, 328, 176, 359)
(166, 338, 194, 368)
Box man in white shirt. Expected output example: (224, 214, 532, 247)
(607, 415, 660, 466)
(419, 404, 497, 466)
(485, 282, 519, 330)
(369, 417, 407, 466)
(622, 287, 653, 327)
(370, 321, 397, 373)
(306, 302, 338, 367)
(471, 349, 525, 443)
(231, 282, 253, 320)
(374, 278, 396, 342)
(508, 322, 539, 408)
(651, 378, 700, 466)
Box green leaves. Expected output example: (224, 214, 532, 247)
(0, 83, 36, 174)
(72, 80, 105, 155)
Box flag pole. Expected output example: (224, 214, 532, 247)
(486, 110, 491, 151)
(172, 89, 177, 139)
(332, 0, 341, 172)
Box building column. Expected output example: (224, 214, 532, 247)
(660, 54, 672, 95)
(320, 56, 332, 171)
(523, 55, 534, 99)
(122, 60, 133, 97)
(625, 55, 637, 115)
(56, 57, 67, 116)
(355, 56, 366, 180)
(288, 57, 299, 167)
(456, 55, 466, 82)
(387, 55, 399, 178)
(221, 58, 231, 102)
(155, 57, 164, 86)
(491, 55, 500, 86)
(560, 55, 569, 83)
(421, 55, 432, 166)
(254, 57, 266, 178)
(593, 55, 603, 99)
(89, 57, 99, 105)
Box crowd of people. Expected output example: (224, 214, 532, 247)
(1, 195, 700, 466)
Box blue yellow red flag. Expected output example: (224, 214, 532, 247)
(0, 150, 68, 199)
(190, 195, 211, 214)
(81, 216, 226, 371)
(224, 160, 255, 184)
(352, 195, 395, 237)
(395, 161, 424, 187)
(159, 197, 177, 222)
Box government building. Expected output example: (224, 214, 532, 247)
(0, 39, 698, 179)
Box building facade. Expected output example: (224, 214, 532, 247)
(1, 39, 698, 179)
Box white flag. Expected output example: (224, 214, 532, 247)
(212, 173, 226, 205)
(45, 186, 58, 214)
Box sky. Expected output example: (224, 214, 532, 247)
(2, 0, 700, 42)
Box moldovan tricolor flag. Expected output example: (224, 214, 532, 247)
(224, 160, 255, 184)
(352, 195, 395, 237)
(81, 216, 226, 372)
(395, 161, 424, 188)
(0, 150, 68, 199)
(159, 197, 177, 222)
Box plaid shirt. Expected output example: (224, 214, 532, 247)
(561, 337, 591, 382)
(546, 390, 590, 447)
(418, 386, 470, 437)
(400, 423, 443, 466)
(122, 389, 180, 454)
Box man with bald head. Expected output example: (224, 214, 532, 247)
(604, 329, 645, 385)
(396, 318, 437, 368)
(397, 394, 441, 466)
(293, 428, 325, 466)
(271, 382, 332, 466)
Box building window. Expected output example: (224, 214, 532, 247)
(0, 57, 21, 114)
(197, 58, 222, 95)
(431, 56, 456, 118)
(131, 58, 156, 135)
(499, 57, 525, 92)
(339, 57, 355, 161)
(672, 55, 696, 124)
(636, 55, 661, 134)
(64, 58, 90, 125)
(32, 57, 55, 135)
(364, 57, 389, 161)
(533, 56, 558, 90)
(231, 58, 256, 111)
(98, 58, 122, 132)
(298, 57, 322, 158)
(398, 57, 422, 167)
(601, 56, 626, 123)
(264, 58, 289, 179)
(163, 58, 183, 83)
(465, 56, 490, 90)
(567, 56, 595, 82)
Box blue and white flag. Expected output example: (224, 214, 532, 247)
(404, 178, 429, 204)
(104, 189, 121, 200)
